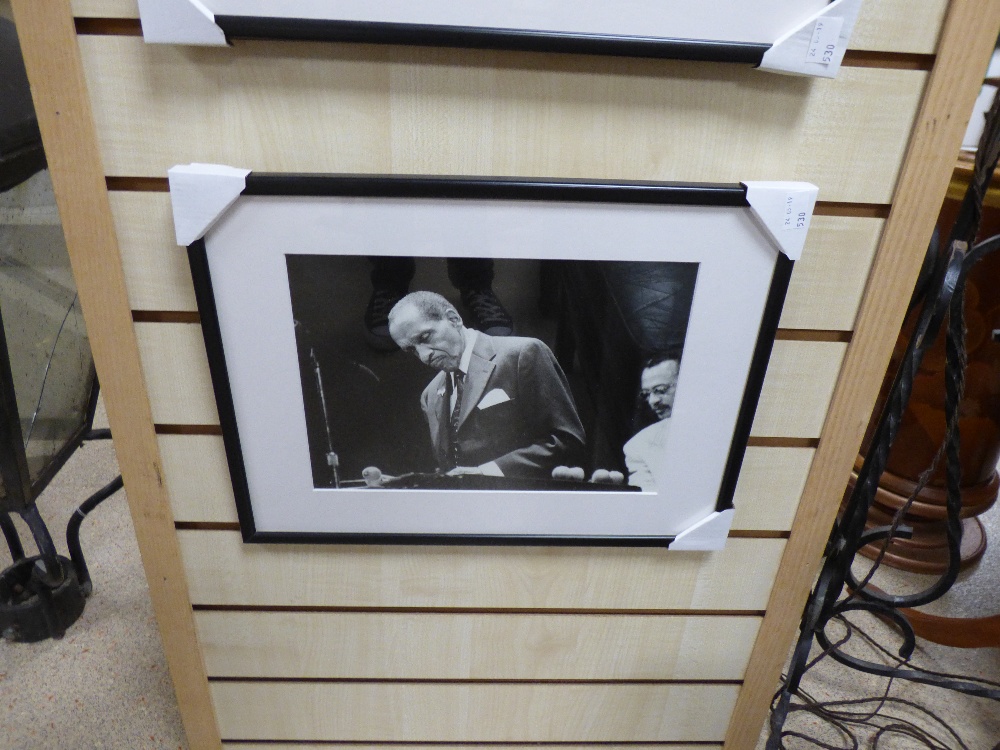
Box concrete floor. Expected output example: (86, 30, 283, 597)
(1, 401, 999, 749)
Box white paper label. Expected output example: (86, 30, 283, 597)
(782, 192, 812, 232)
(805, 16, 844, 65)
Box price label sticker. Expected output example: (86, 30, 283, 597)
(782, 192, 812, 232)
(805, 16, 844, 65)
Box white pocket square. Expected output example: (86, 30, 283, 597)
(477, 388, 511, 409)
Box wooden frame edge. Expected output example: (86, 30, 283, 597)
(9, 1, 223, 748)
(723, 1, 1000, 747)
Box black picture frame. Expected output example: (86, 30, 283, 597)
(174, 171, 810, 547)
(140, 0, 859, 78)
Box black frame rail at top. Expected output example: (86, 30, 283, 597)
(216, 16, 773, 65)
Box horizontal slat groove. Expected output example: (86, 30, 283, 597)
(155, 424, 222, 435)
(813, 202, 891, 219)
(208, 678, 743, 686)
(840, 50, 934, 70)
(134, 312, 848, 341)
(774, 330, 852, 343)
(106, 176, 168, 191)
(75, 16, 141, 35)
(133, 310, 201, 323)
(174, 523, 789, 539)
(193, 606, 765, 616)
(218, 742, 723, 747)
(176, 522, 240, 531)
(746, 437, 818, 449)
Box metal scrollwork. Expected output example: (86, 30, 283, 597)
(767, 90, 1000, 747)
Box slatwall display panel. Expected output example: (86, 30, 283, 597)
(110, 191, 884, 332)
(77, 36, 926, 205)
(195, 612, 762, 680)
(134, 322, 846, 437)
(69, 0, 950, 56)
(40, 0, 965, 744)
(160, 435, 813, 531)
(178, 532, 784, 610)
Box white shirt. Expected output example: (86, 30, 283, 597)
(449, 327, 479, 414)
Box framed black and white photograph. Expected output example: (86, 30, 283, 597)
(139, 0, 862, 78)
(168, 164, 817, 548)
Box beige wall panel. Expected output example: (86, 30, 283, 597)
(778, 215, 884, 331)
(196, 611, 761, 680)
(384, 60, 919, 206)
(161, 435, 811, 531)
(81, 36, 395, 175)
(178, 531, 784, 609)
(112, 191, 879, 332)
(210, 682, 738, 742)
(111, 192, 193, 311)
(851, 0, 947, 54)
(79, 37, 924, 205)
(135, 322, 218, 425)
(70, 0, 949, 56)
(731, 446, 814, 531)
(136, 322, 843, 438)
(750, 341, 846, 438)
(158, 433, 236, 521)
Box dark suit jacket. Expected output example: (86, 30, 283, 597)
(420, 333, 585, 478)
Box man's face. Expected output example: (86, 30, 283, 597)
(389, 305, 465, 371)
(640, 360, 679, 421)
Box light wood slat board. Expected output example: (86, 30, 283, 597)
(210, 682, 739, 742)
(178, 531, 784, 609)
(750, 341, 846, 438)
(9, 1, 222, 748)
(196, 611, 760, 680)
(69, 0, 949, 57)
(135, 322, 844, 438)
(112, 192, 881, 332)
(731, 447, 814, 531)
(135, 322, 220, 426)
(111, 192, 196, 312)
(850, 0, 947, 55)
(778, 215, 883, 331)
(159, 434, 811, 532)
(79, 36, 926, 205)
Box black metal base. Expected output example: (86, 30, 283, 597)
(0, 555, 86, 642)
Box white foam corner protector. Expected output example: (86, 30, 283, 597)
(742, 181, 818, 261)
(137, 0, 227, 45)
(168, 164, 251, 246)
(758, 0, 862, 78)
(670, 509, 735, 551)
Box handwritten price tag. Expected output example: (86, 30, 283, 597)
(805, 16, 844, 65)
(782, 192, 812, 233)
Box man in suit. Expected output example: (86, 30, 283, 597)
(388, 291, 585, 479)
